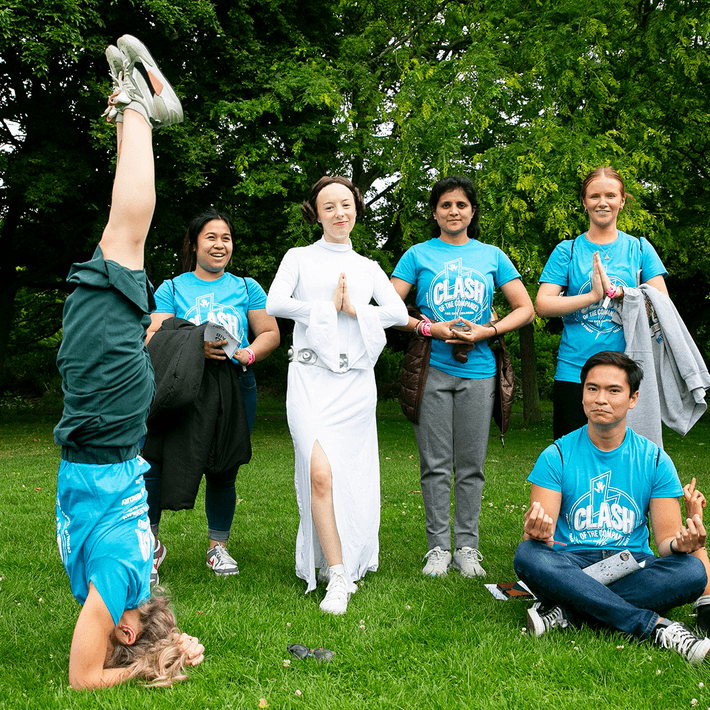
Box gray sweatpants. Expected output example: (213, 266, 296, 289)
(413, 367, 495, 551)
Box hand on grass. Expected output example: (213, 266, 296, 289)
(176, 633, 205, 667)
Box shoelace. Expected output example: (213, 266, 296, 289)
(542, 606, 568, 630)
(459, 548, 483, 563)
(657, 623, 698, 653)
(426, 548, 447, 561)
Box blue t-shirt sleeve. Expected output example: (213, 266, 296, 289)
(639, 238, 668, 282)
(391, 246, 417, 284)
(527, 444, 564, 492)
(539, 241, 573, 287)
(90, 558, 130, 626)
(650, 449, 683, 499)
(153, 279, 176, 313)
(245, 277, 268, 310)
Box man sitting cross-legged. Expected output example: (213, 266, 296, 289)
(514, 351, 710, 664)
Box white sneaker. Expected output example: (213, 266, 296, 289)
(319, 569, 350, 615)
(150, 540, 167, 586)
(452, 547, 487, 578)
(114, 34, 184, 128)
(422, 546, 452, 576)
(527, 602, 569, 637)
(654, 620, 710, 665)
(206, 544, 239, 576)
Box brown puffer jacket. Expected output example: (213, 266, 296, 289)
(398, 306, 431, 424)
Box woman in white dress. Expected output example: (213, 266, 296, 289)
(266, 176, 408, 614)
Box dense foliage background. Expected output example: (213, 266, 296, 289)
(2, 0, 709, 417)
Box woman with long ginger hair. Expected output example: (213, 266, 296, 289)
(535, 166, 668, 440)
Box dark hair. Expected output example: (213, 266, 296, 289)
(301, 176, 366, 226)
(180, 208, 235, 273)
(428, 175, 480, 239)
(579, 166, 630, 204)
(580, 351, 644, 395)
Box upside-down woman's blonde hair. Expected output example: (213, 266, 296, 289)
(106, 596, 191, 687)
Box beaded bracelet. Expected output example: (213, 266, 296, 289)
(244, 347, 256, 365)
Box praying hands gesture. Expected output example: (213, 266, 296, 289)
(332, 272, 357, 318)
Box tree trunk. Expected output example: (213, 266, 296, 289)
(519, 323, 542, 425)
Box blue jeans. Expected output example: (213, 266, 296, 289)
(514, 540, 707, 640)
(144, 370, 257, 542)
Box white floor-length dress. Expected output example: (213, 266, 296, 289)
(267, 237, 408, 592)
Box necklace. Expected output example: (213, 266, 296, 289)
(586, 233, 614, 261)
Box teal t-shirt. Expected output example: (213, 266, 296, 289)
(392, 238, 520, 378)
(528, 426, 682, 555)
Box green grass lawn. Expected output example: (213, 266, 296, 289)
(1, 397, 710, 709)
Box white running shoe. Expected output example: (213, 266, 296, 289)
(452, 547, 487, 578)
(422, 546, 452, 577)
(319, 569, 350, 615)
(206, 544, 239, 576)
(113, 34, 183, 128)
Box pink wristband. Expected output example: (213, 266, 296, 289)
(244, 347, 256, 365)
(605, 285, 617, 299)
(419, 321, 432, 337)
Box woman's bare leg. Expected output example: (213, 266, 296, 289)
(310, 441, 343, 566)
(98, 108, 154, 271)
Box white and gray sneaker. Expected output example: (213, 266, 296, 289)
(654, 620, 710, 665)
(206, 544, 239, 576)
(320, 569, 351, 615)
(113, 34, 184, 128)
(527, 602, 569, 637)
(422, 546, 452, 577)
(452, 547, 487, 578)
(150, 540, 167, 586)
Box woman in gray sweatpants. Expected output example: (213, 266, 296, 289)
(391, 175, 533, 578)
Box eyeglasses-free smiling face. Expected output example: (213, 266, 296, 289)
(316, 183, 358, 243)
(432, 188, 474, 242)
(193, 219, 233, 278)
(582, 176, 626, 232)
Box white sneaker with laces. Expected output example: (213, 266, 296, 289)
(654, 620, 710, 665)
(422, 546, 452, 576)
(452, 547, 487, 578)
(320, 569, 350, 615)
(113, 34, 184, 128)
(206, 544, 240, 576)
(527, 602, 569, 637)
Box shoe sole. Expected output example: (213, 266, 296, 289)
(116, 35, 183, 127)
(206, 564, 239, 576)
